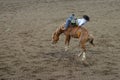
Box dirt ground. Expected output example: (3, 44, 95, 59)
(0, 0, 120, 80)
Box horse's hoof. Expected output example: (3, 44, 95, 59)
(65, 46, 69, 52)
(65, 49, 68, 52)
(82, 60, 89, 66)
(78, 52, 82, 57)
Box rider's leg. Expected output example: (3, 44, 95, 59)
(64, 19, 71, 30)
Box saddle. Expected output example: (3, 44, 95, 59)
(70, 27, 81, 38)
(60, 23, 81, 38)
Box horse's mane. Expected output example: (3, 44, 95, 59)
(55, 23, 65, 34)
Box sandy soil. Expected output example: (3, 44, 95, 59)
(0, 0, 120, 80)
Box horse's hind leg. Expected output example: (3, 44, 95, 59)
(80, 43, 86, 61)
(79, 45, 89, 66)
(79, 38, 89, 65)
(88, 34, 95, 46)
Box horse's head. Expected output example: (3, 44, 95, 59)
(52, 32, 60, 44)
(51, 26, 64, 44)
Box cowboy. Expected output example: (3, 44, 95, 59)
(64, 14, 76, 30)
(64, 14, 89, 30)
(76, 15, 90, 27)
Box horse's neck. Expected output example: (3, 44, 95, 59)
(56, 28, 63, 36)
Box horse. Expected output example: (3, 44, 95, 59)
(51, 23, 95, 64)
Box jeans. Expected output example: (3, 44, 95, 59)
(65, 19, 71, 29)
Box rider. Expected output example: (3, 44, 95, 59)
(64, 14, 90, 30)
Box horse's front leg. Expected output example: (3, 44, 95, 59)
(65, 35, 71, 51)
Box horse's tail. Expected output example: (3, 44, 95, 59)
(88, 34, 95, 46)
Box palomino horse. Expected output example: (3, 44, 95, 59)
(52, 23, 95, 64)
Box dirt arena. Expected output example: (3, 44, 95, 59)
(0, 0, 120, 80)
